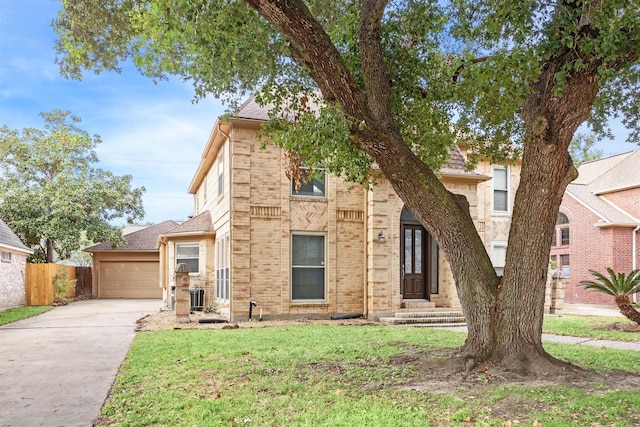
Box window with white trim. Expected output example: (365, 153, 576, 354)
(291, 234, 325, 301)
(176, 243, 199, 274)
(559, 254, 570, 278)
(217, 148, 224, 198)
(216, 233, 230, 301)
(291, 168, 325, 198)
(1, 251, 11, 263)
(491, 241, 508, 276)
(493, 166, 509, 212)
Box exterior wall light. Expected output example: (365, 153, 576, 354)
(378, 231, 386, 244)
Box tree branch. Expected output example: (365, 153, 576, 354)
(243, 0, 371, 126)
(358, 0, 394, 130)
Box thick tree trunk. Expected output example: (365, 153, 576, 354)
(615, 295, 640, 325)
(247, 0, 605, 374)
(46, 239, 55, 263)
(486, 57, 599, 371)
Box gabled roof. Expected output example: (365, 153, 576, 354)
(0, 218, 33, 255)
(190, 95, 489, 190)
(566, 149, 640, 225)
(573, 150, 640, 194)
(85, 220, 180, 252)
(162, 211, 214, 235)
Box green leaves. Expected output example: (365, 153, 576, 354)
(0, 110, 145, 262)
(580, 268, 640, 297)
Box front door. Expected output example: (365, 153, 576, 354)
(401, 223, 428, 300)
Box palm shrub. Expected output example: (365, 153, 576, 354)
(580, 268, 640, 325)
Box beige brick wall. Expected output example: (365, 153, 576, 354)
(191, 121, 517, 320)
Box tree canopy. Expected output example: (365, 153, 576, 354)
(53, 0, 640, 374)
(0, 110, 145, 262)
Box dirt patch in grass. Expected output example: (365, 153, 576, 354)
(135, 309, 377, 332)
(604, 322, 640, 332)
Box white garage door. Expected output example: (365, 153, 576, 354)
(99, 261, 161, 298)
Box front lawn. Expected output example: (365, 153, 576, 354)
(99, 325, 640, 426)
(0, 306, 52, 326)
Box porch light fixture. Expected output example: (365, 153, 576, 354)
(378, 231, 386, 244)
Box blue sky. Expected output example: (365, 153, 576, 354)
(1, 1, 638, 225)
(0, 0, 226, 225)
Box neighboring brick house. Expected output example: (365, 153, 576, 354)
(0, 218, 33, 310)
(550, 150, 640, 305)
(157, 97, 521, 321)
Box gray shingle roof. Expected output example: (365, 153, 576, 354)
(235, 95, 487, 180)
(0, 218, 31, 253)
(86, 220, 180, 252)
(566, 149, 640, 224)
(162, 211, 213, 235)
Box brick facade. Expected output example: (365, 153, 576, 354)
(0, 252, 28, 309)
(551, 151, 640, 305)
(169, 109, 528, 322)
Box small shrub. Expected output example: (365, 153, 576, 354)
(53, 269, 76, 305)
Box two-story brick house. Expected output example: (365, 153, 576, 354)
(158, 97, 521, 321)
(551, 150, 640, 305)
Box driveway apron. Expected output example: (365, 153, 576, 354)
(0, 299, 160, 427)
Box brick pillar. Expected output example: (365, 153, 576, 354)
(175, 263, 191, 323)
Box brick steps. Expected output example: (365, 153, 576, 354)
(379, 308, 466, 327)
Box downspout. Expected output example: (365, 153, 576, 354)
(218, 122, 233, 320)
(363, 187, 369, 319)
(633, 225, 639, 303)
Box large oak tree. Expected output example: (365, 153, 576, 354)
(0, 110, 145, 263)
(53, 0, 639, 374)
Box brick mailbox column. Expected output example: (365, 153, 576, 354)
(175, 263, 191, 323)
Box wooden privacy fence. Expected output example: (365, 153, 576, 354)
(25, 264, 78, 306)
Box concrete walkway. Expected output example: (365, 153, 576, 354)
(439, 306, 640, 352)
(0, 299, 161, 427)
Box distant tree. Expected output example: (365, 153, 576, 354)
(569, 134, 604, 167)
(0, 110, 145, 263)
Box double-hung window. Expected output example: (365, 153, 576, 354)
(176, 243, 199, 274)
(291, 168, 325, 198)
(491, 241, 508, 276)
(291, 234, 325, 301)
(216, 234, 230, 301)
(493, 166, 509, 212)
(217, 149, 224, 198)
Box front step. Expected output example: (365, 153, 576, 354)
(379, 308, 466, 327)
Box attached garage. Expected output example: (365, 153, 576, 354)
(86, 221, 179, 299)
(98, 259, 160, 298)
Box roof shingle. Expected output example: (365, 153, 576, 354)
(86, 220, 180, 252)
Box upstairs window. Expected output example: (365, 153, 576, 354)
(493, 166, 509, 212)
(1, 251, 11, 263)
(552, 212, 570, 247)
(217, 149, 224, 198)
(176, 243, 199, 274)
(291, 168, 325, 198)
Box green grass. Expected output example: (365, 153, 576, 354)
(543, 314, 639, 342)
(100, 325, 640, 426)
(0, 306, 52, 325)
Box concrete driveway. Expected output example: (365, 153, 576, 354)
(0, 299, 161, 427)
